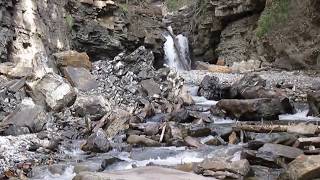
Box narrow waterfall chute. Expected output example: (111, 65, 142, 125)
(163, 26, 191, 71)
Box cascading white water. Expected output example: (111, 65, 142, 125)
(163, 26, 191, 71)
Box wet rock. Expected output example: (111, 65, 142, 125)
(127, 135, 160, 147)
(294, 137, 320, 148)
(287, 123, 318, 135)
(62, 66, 98, 91)
(104, 109, 130, 139)
(249, 132, 297, 146)
(81, 128, 111, 153)
(248, 165, 283, 180)
(307, 91, 320, 116)
(74, 163, 101, 174)
(243, 149, 284, 168)
(195, 158, 250, 179)
(179, 85, 194, 105)
(258, 143, 303, 160)
(228, 131, 239, 145)
(73, 94, 108, 120)
(187, 125, 211, 137)
(73, 166, 212, 180)
(200, 136, 222, 146)
(48, 164, 67, 175)
(1, 98, 49, 135)
(184, 136, 203, 148)
(140, 79, 161, 97)
(167, 122, 184, 146)
(100, 156, 123, 171)
(168, 109, 193, 123)
(198, 75, 231, 101)
(144, 122, 160, 136)
(27, 73, 76, 111)
(213, 98, 294, 121)
(53, 50, 92, 70)
(281, 155, 320, 180)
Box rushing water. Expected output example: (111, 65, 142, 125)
(163, 26, 191, 71)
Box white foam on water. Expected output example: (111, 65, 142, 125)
(213, 117, 235, 124)
(32, 166, 76, 180)
(191, 96, 218, 106)
(111, 151, 204, 171)
(279, 110, 320, 121)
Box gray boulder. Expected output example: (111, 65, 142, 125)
(1, 98, 49, 135)
(81, 128, 111, 153)
(73, 94, 108, 120)
(27, 73, 77, 111)
(213, 98, 294, 121)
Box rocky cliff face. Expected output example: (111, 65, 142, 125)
(166, 0, 320, 70)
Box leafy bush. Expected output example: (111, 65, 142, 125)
(165, 0, 193, 12)
(65, 14, 74, 30)
(256, 0, 290, 38)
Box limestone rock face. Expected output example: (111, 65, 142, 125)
(0, 0, 14, 63)
(67, 0, 165, 61)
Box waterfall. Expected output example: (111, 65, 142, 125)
(163, 26, 191, 71)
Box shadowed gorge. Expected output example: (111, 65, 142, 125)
(1, 0, 320, 180)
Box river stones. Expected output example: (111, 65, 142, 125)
(81, 128, 112, 153)
(195, 157, 250, 179)
(281, 155, 320, 180)
(258, 143, 303, 160)
(127, 135, 160, 147)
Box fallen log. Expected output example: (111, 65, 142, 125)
(234, 123, 320, 134)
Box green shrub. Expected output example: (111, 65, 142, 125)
(119, 3, 129, 14)
(256, 0, 290, 38)
(165, 0, 193, 12)
(65, 14, 74, 30)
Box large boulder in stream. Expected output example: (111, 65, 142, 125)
(198, 75, 231, 100)
(230, 74, 287, 99)
(73, 166, 212, 180)
(81, 128, 111, 153)
(212, 98, 294, 121)
(307, 91, 320, 116)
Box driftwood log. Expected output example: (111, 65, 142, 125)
(234, 122, 320, 134)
